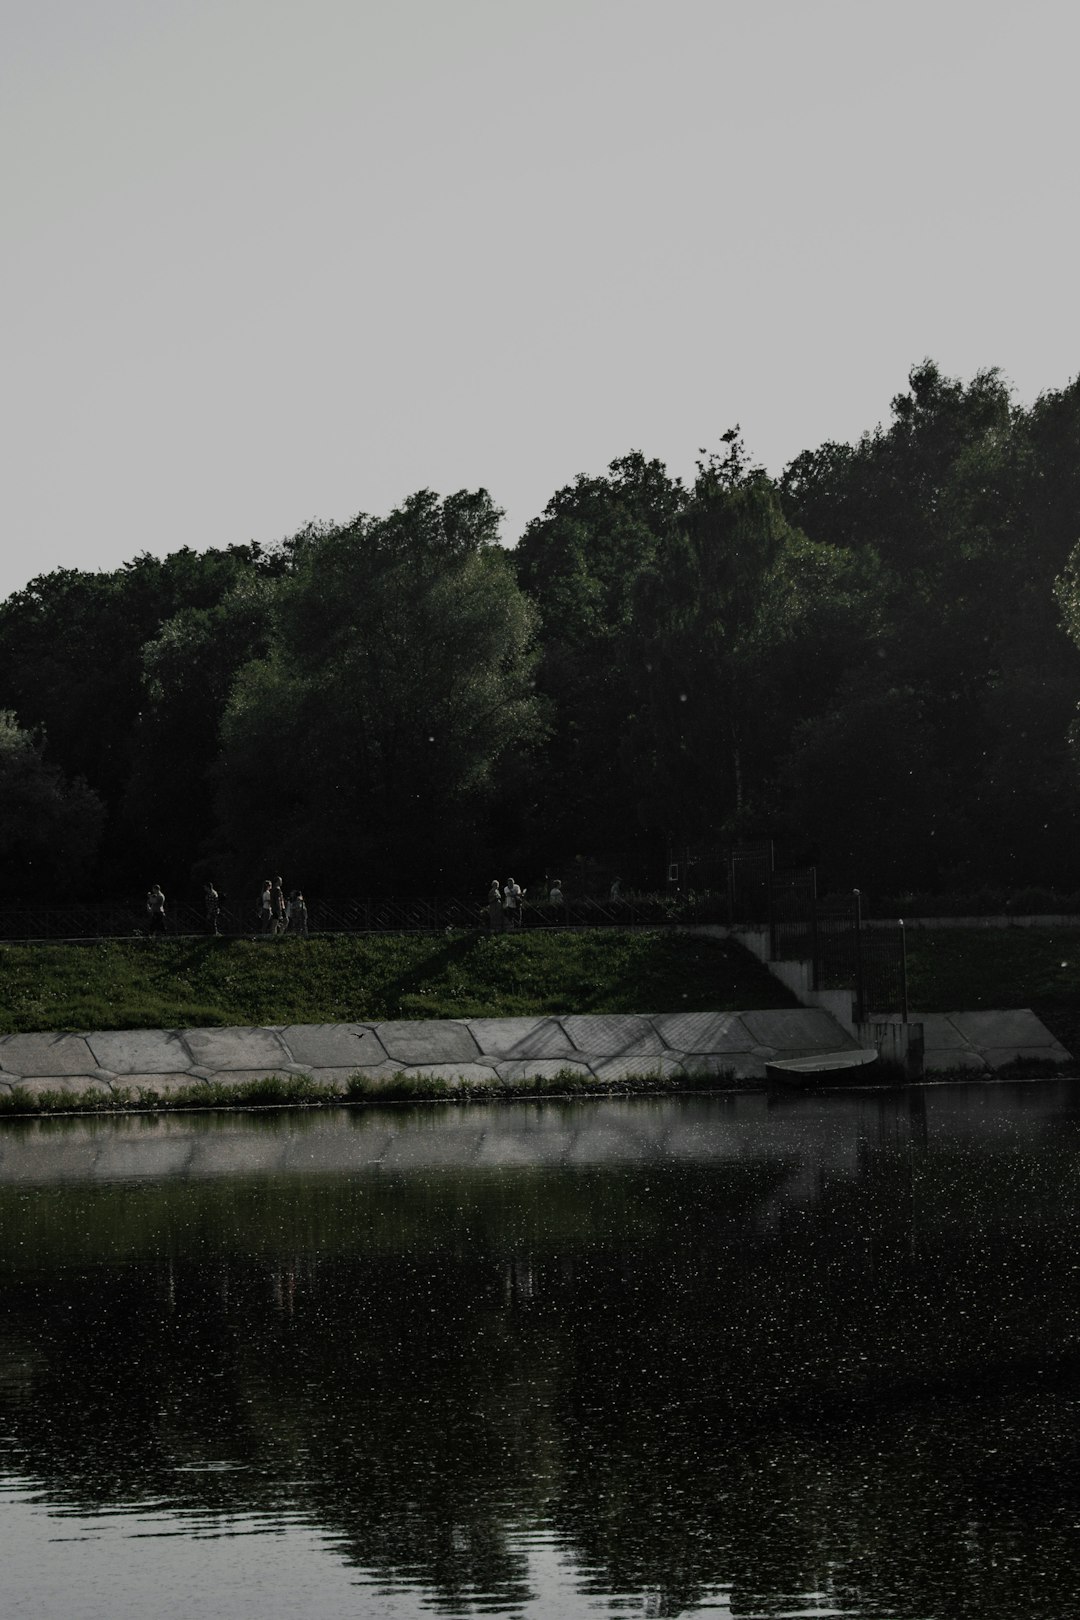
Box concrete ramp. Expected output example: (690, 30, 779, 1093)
(919, 1009, 1071, 1074)
(0, 1009, 859, 1098)
(0, 1008, 1069, 1101)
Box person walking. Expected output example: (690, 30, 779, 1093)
(487, 880, 503, 933)
(146, 884, 166, 936)
(286, 890, 308, 934)
(204, 882, 221, 935)
(503, 878, 522, 930)
(271, 877, 287, 935)
(548, 879, 564, 925)
(257, 880, 274, 934)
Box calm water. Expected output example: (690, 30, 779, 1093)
(3, 1086, 1080, 1618)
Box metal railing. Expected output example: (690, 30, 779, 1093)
(726, 843, 909, 1019)
(0, 891, 728, 942)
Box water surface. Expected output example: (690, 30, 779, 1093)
(3, 1087, 1080, 1618)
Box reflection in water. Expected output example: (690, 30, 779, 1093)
(2, 1087, 1080, 1617)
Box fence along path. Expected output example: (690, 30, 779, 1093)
(0, 892, 722, 942)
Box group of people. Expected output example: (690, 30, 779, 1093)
(256, 878, 308, 935)
(143, 879, 309, 936)
(485, 878, 565, 931)
(487, 878, 522, 931)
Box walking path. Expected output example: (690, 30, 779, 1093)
(0, 1007, 1071, 1099)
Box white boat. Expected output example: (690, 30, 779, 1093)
(764, 1047, 887, 1088)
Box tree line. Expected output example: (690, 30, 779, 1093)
(3, 359, 1080, 909)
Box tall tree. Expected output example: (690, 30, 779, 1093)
(782, 361, 1080, 891)
(628, 452, 882, 851)
(0, 711, 105, 898)
(121, 574, 279, 877)
(214, 492, 544, 893)
(511, 453, 684, 880)
(0, 544, 281, 887)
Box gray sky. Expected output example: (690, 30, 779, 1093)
(3, 0, 1078, 603)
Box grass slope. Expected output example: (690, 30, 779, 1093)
(906, 926, 1080, 1055)
(906, 928, 1080, 1010)
(0, 930, 796, 1035)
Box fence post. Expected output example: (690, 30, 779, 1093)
(853, 888, 865, 1025)
(810, 872, 820, 992)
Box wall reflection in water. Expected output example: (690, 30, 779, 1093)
(2, 1088, 1080, 1618)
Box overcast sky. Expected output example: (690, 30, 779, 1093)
(3, 0, 1078, 603)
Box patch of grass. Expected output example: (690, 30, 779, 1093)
(0, 1064, 743, 1119)
(342, 1065, 738, 1104)
(905, 928, 1080, 1011)
(0, 1073, 334, 1116)
(0, 930, 794, 1035)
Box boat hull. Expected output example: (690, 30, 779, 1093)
(764, 1047, 888, 1089)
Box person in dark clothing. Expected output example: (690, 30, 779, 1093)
(271, 877, 287, 934)
(204, 882, 221, 935)
(146, 884, 166, 935)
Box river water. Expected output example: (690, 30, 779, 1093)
(2, 1085, 1080, 1618)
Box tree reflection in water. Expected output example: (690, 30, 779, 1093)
(2, 1090, 1080, 1617)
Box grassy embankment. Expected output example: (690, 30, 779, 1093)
(11, 925, 1078, 1037)
(0, 930, 794, 1114)
(4, 926, 1079, 1115)
(0, 929, 794, 1034)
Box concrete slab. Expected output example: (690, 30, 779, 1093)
(924, 1048, 989, 1073)
(651, 1011, 753, 1054)
(182, 1027, 292, 1071)
(396, 1063, 498, 1085)
(376, 1021, 480, 1065)
(87, 1030, 193, 1074)
(311, 1064, 410, 1087)
(202, 1069, 306, 1086)
(279, 1024, 388, 1067)
(8, 1076, 113, 1097)
(495, 1058, 593, 1083)
(983, 1045, 1071, 1071)
(467, 1017, 575, 1060)
(0, 1034, 97, 1077)
(950, 1009, 1063, 1052)
(917, 1015, 973, 1051)
(680, 1052, 766, 1081)
(560, 1015, 665, 1059)
(0, 1005, 1066, 1105)
(741, 1009, 856, 1052)
(592, 1050, 687, 1082)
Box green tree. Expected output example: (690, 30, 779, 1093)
(511, 453, 684, 880)
(782, 361, 1080, 891)
(0, 545, 282, 888)
(0, 711, 105, 897)
(214, 491, 544, 892)
(121, 574, 278, 877)
(628, 462, 882, 849)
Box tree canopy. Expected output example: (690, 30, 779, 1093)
(2, 361, 1079, 905)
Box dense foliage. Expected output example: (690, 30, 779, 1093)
(3, 359, 1080, 905)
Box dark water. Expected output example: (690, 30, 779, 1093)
(3, 1086, 1080, 1618)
